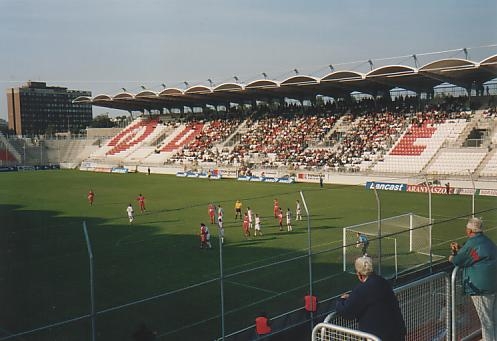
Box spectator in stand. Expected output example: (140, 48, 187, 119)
(336, 256, 406, 341)
(449, 218, 497, 341)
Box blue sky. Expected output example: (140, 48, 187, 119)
(1, 0, 496, 120)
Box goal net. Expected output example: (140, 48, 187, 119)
(343, 213, 435, 278)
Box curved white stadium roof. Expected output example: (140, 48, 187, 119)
(74, 54, 497, 111)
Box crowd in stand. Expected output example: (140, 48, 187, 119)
(113, 94, 485, 172)
(170, 118, 241, 163)
(164, 105, 476, 171)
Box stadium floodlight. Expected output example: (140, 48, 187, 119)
(233, 76, 239, 83)
(368, 60, 374, 71)
(161, 83, 167, 89)
(207, 79, 213, 87)
(183, 81, 189, 88)
(468, 169, 475, 217)
(329, 64, 334, 72)
(121, 88, 127, 92)
(412, 54, 418, 68)
(293, 68, 299, 75)
(262, 72, 268, 79)
(463, 48, 468, 60)
(140, 85, 146, 90)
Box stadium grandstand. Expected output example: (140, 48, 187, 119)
(2, 49, 497, 340)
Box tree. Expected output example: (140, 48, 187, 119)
(89, 114, 116, 128)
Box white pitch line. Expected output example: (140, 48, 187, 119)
(224, 279, 279, 295)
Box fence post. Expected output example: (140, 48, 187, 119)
(467, 170, 475, 217)
(83, 221, 96, 341)
(300, 190, 314, 330)
(218, 227, 225, 340)
(451, 266, 458, 341)
(372, 185, 382, 275)
(424, 176, 433, 272)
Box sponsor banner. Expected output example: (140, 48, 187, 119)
(261, 171, 278, 178)
(407, 185, 453, 194)
(95, 167, 112, 173)
(35, 165, 60, 170)
(479, 189, 497, 197)
(177, 171, 221, 179)
(111, 167, 128, 174)
(237, 176, 294, 183)
(81, 161, 97, 169)
(297, 173, 321, 180)
(366, 181, 406, 191)
(457, 188, 475, 196)
(218, 168, 238, 178)
(0, 166, 18, 172)
(17, 165, 36, 171)
(278, 177, 295, 184)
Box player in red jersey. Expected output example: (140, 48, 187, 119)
(273, 198, 279, 218)
(208, 203, 216, 224)
(136, 194, 146, 213)
(242, 212, 250, 238)
(278, 208, 283, 231)
(87, 189, 95, 206)
(199, 223, 212, 249)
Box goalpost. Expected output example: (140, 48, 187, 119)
(342, 213, 434, 278)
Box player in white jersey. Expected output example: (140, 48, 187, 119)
(286, 208, 292, 231)
(296, 199, 302, 221)
(254, 214, 262, 236)
(247, 207, 253, 229)
(126, 204, 134, 223)
(217, 216, 225, 244)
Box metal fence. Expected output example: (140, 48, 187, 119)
(2, 181, 495, 340)
(312, 322, 381, 341)
(315, 268, 484, 341)
(451, 267, 481, 341)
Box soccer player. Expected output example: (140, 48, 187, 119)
(126, 203, 134, 223)
(356, 232, 369, 256)
(254, 213, 262, 236)
(242, 212, 250, 238)
(296, 199, 302, 221)
(278, 208, 283, 231)
(136, 194, 146, 213)
(199, 223, 212, 249)
(208, 203, 216, 224)
(247, 207, 253, 229)
(234, 199, 243, 220)
(217, 204, 224, 220)
(286, 208, 293, 232)
(273, 198, 280, 218)
(217, 216, 225, 244)
(87, 189, 95, 206)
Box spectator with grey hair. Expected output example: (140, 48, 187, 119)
(449, 217, 497, 341)
(335, 256, 406, 341)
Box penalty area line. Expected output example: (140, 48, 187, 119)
(224, 279, 279, 295)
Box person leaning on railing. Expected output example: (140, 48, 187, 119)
(335, 255, 406, 341)
(449, 217, 497, 341)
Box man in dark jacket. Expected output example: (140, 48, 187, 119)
(450, 217, 497, 341)
(335, 256, 406, 341)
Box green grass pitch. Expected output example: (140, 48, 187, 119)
(0, 170, 496, 340)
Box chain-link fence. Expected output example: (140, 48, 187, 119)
(1, 175, 496, 340)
